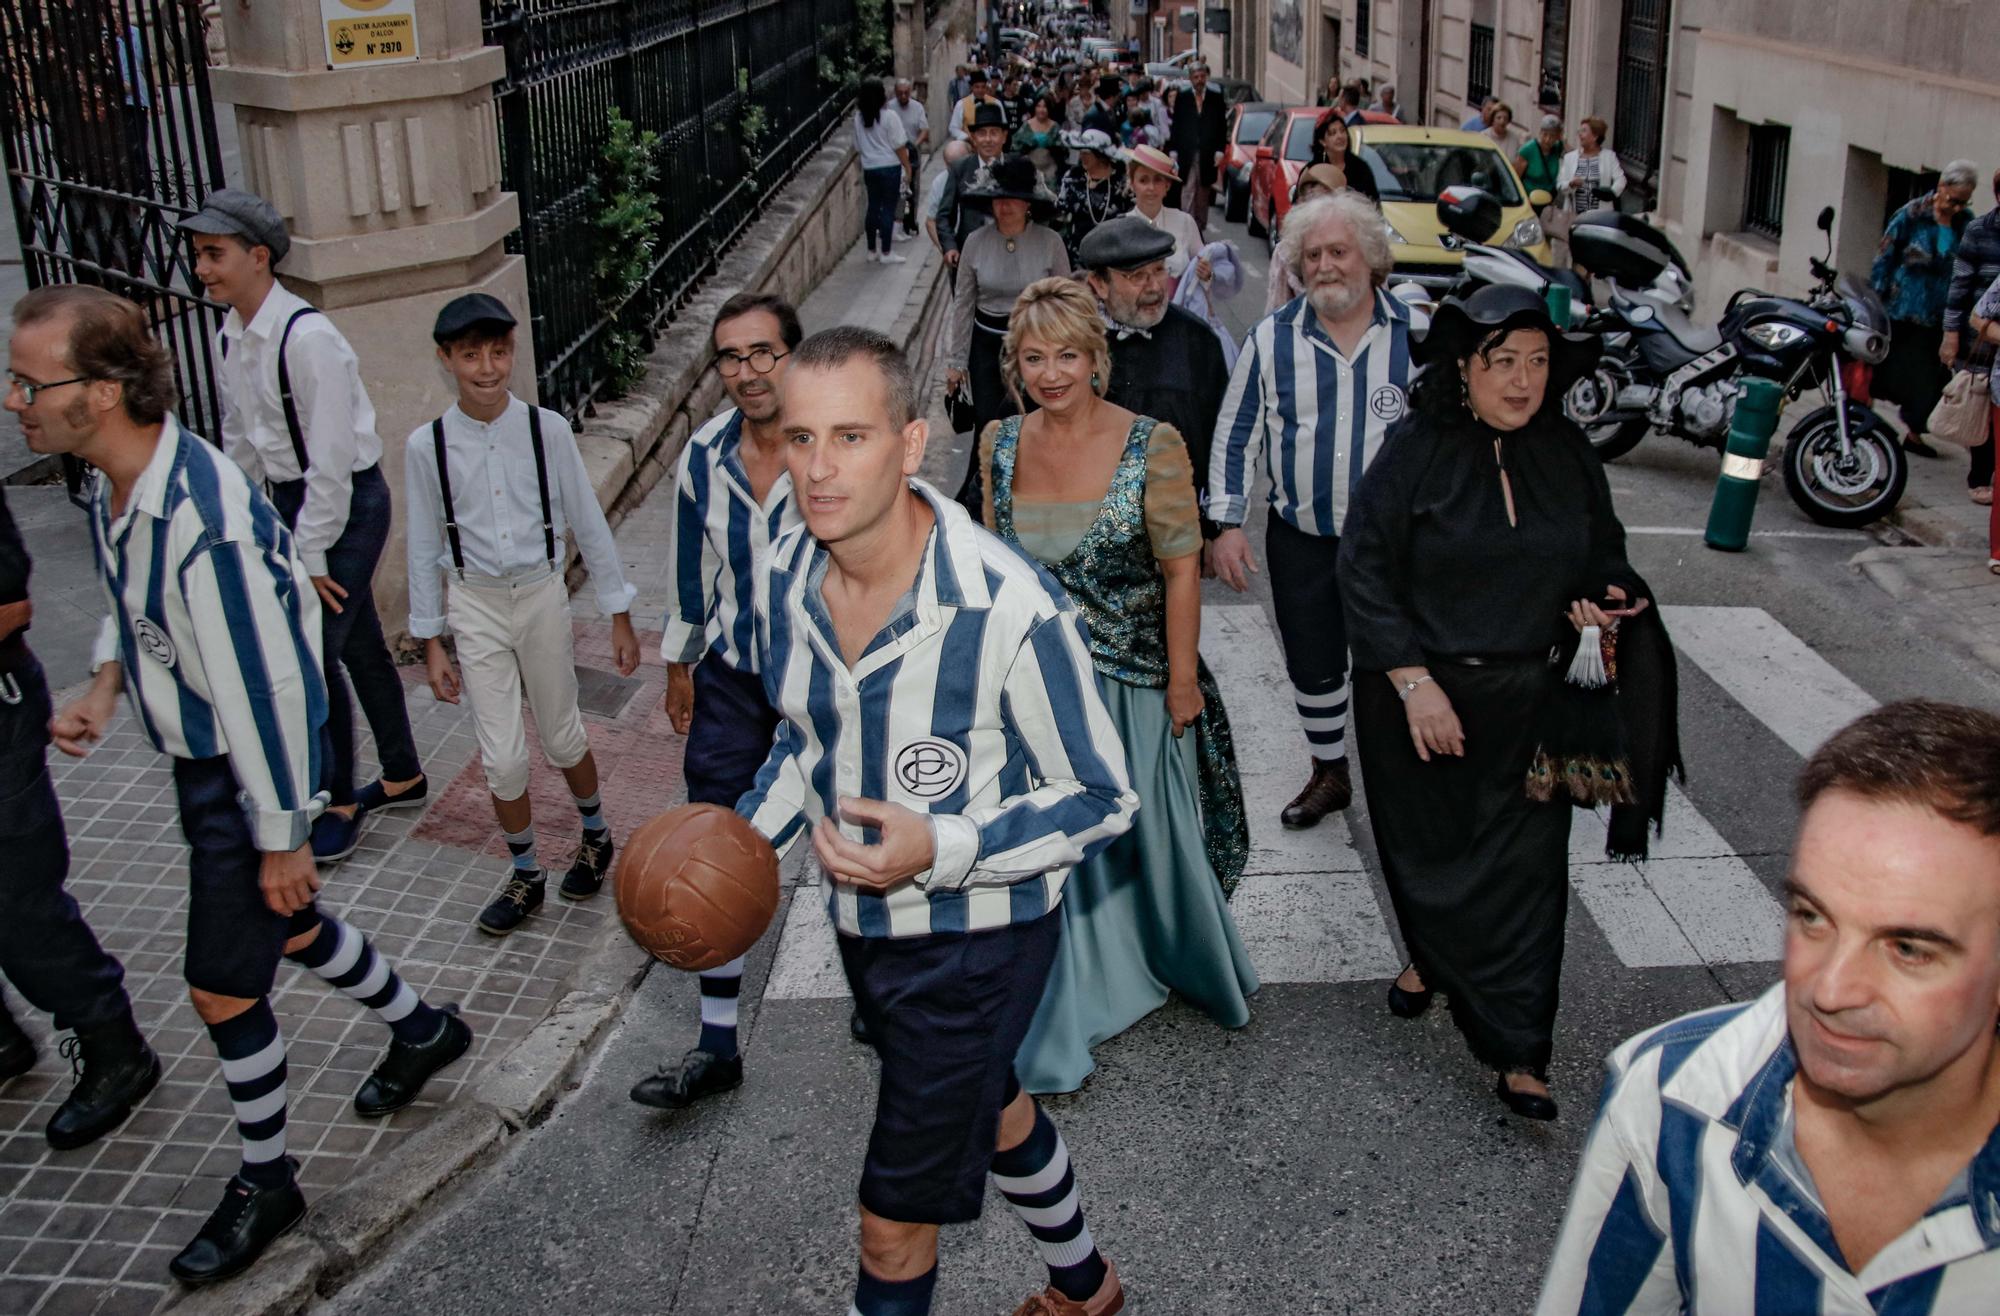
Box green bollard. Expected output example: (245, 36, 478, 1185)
(1703, 378, 1785, 551)
(1544, 283, 1572, 330)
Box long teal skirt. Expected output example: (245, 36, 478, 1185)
(1015, 675, 1259, 1094)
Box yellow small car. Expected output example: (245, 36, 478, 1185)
(1348, 124, 1554, 296)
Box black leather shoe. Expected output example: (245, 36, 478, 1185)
(1386, 966, 1432, 1020)
(1281, 758, 1353, 830)
(47, 1014, 162, 1150)
(848, 1008, 874, 1047)
(1496, 1074, 1559, 1122)
(0, 1005, 34, 1083)
(559, 831, 615, 901)
(630, 1048, 743, 1109)
(167, 1161, 307, 1285)
(477, 873, 545, 935)
(354, 1005, 471, 1118)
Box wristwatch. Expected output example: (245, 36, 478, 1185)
(1395, 673, 1434, 702)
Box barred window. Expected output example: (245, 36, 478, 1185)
(1468, 24, 1495, 106)
(1355, 0, 1371, 58)
(1743, 123, 1791, 240)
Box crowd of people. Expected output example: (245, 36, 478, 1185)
(1, 14, 1997, 1313)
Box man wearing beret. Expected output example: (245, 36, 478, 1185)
(1079, 216, 1229, 544)
(180, 190, 426, 864)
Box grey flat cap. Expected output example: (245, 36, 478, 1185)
(1077, 215, 1176, 271)
(178, 189, 289, 264)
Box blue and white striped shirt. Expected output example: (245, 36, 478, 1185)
(659, 409, 799, 673)
(1208, 288, 1415, 535)
(88, 417, 329, 852)
(738, 482, 1138, 940)
(1537, 985, 2000, 1315)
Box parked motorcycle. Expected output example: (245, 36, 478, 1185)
(1426, 186, 1692, 317)
(1561, 205, 1903, 528)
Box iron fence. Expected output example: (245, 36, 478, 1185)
(482, 0, 875, 420)
(0, 0, 229, 449)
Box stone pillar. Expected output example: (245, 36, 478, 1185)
(206, 0, 527, 635)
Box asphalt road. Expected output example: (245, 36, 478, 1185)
(317, 214, 2000, 1316)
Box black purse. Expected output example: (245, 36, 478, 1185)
(945, 379, 977, 435)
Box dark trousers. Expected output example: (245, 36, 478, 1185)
(683, 657, 782, 808)
(271, 466, 420, 805)
(863, 165, 903, 253)
(0, 654, 131, 1033)
(1267, 516, 1350, 759)
(903, 160, 923, 234)
(175, 755, 321, 999)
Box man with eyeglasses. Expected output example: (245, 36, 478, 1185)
(630, 291, 805, 1111)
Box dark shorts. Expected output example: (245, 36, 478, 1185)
(838, 910, 1060, 1224)
(683, 656, 781, 808)
(176, 755, 319, 998)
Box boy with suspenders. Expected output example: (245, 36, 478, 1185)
(404, 294, 641, 934)
(182, 190, 426, 864)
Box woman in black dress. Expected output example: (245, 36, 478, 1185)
(1338, 285, 1652, 1122)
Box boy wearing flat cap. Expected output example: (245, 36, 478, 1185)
(403, 294, 641, 935)
(181, 189, 426, 864)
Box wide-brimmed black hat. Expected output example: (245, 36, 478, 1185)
(1414, 284, 1600, 387)
(969, 101, 1007, 132)
(964, 156, 1059, 215)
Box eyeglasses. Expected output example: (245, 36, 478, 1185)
(1937, 193, 1971, 211)
(6, 374, 91, 405)
(713, 347, 788, 378)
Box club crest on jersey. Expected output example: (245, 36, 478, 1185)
(134, 618, 177, 669)
(1369, 384, 1406, 422)
(894, 737, 968, 800)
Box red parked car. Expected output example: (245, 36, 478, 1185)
(1218, 101, 1279, 224)
(1247, 106, 1320, 243)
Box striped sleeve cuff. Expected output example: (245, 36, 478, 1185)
(243, 788, 328, 853)
(1208, 495, 1248, 526)
(659, 617, 708, 664)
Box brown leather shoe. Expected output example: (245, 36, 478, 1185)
(1281, 757, 1352, 829)
(1011, 1259, 1125, 1315)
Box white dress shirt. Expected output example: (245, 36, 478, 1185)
(215, 284, 382, 577)
(1133, 203, 1204, 279)
(402, 396, 638, 639)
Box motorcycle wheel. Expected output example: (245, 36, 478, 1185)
(1564, 362, 1650, 461)
(1780, 404, 1908, 528)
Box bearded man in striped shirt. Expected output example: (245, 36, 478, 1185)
(742, 326, 1138, 1316)
(1538, 701, 2000, 1315)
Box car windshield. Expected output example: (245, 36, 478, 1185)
(1237, 110, 1275, 143)
(1364, 142, 1524, 205)
(1283, 118, 1316, 163)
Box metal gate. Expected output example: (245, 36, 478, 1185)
(1612, 0, 1670, 199)
(0, 0, 229, 446)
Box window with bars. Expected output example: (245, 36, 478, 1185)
(1743, 123, 1791, 240)
(1355, 0, 1370, 58)
(1467, 23, 1495, 105)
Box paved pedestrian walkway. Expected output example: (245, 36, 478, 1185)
(0, 210, 943, 1314)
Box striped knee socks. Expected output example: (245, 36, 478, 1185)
(850, 1263, 937, 1316)
(504, 823, 539, 876)
(696, 955, 743, 1059)
(285, 911, 443, 1045)
(204, 1000, 290, 1188)
(991, 1099, 1108, 1303)
(1295, 680, 1349, 762)
(572, 789, 608, 838)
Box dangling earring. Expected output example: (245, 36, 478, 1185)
(1091, 372, 1101, 390)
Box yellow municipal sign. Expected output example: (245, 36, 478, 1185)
(321, 0, 420, 68)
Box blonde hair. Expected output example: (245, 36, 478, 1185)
(1001, 277, 1111, 410)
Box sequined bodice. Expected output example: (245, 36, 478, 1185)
(993, 414, 1170, 688)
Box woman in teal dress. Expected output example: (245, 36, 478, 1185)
(981, 276, 1256, 1094)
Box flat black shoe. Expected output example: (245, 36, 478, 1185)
(47, 1015, 162, 1150)
(355, 1004, 472, 1118)
(1495, 1075, 1559, 1122)
(167, 1160, 307, 1285)
(0, 1006, 34, 1082)
(849, 1008, 873, 1046)
(1386, 969, 1433, 1020)
(353, 775, 429, 813)
(477, 873, 545, 935)
(559, 831, 615, 901)
(630, 1048, 743, 1109)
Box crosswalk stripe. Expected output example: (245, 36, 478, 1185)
(1203, 606, 1401, 983)
(1661, 605, 1878, 757)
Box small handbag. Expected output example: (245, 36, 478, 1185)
(944, 379, 977, 436)
(1927, 368, 1992, 448)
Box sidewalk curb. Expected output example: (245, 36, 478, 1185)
(1850, 545, 2000, 679)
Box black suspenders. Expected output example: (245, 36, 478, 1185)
(431, 405, 557, 574)
(220, 307, 319, 474)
